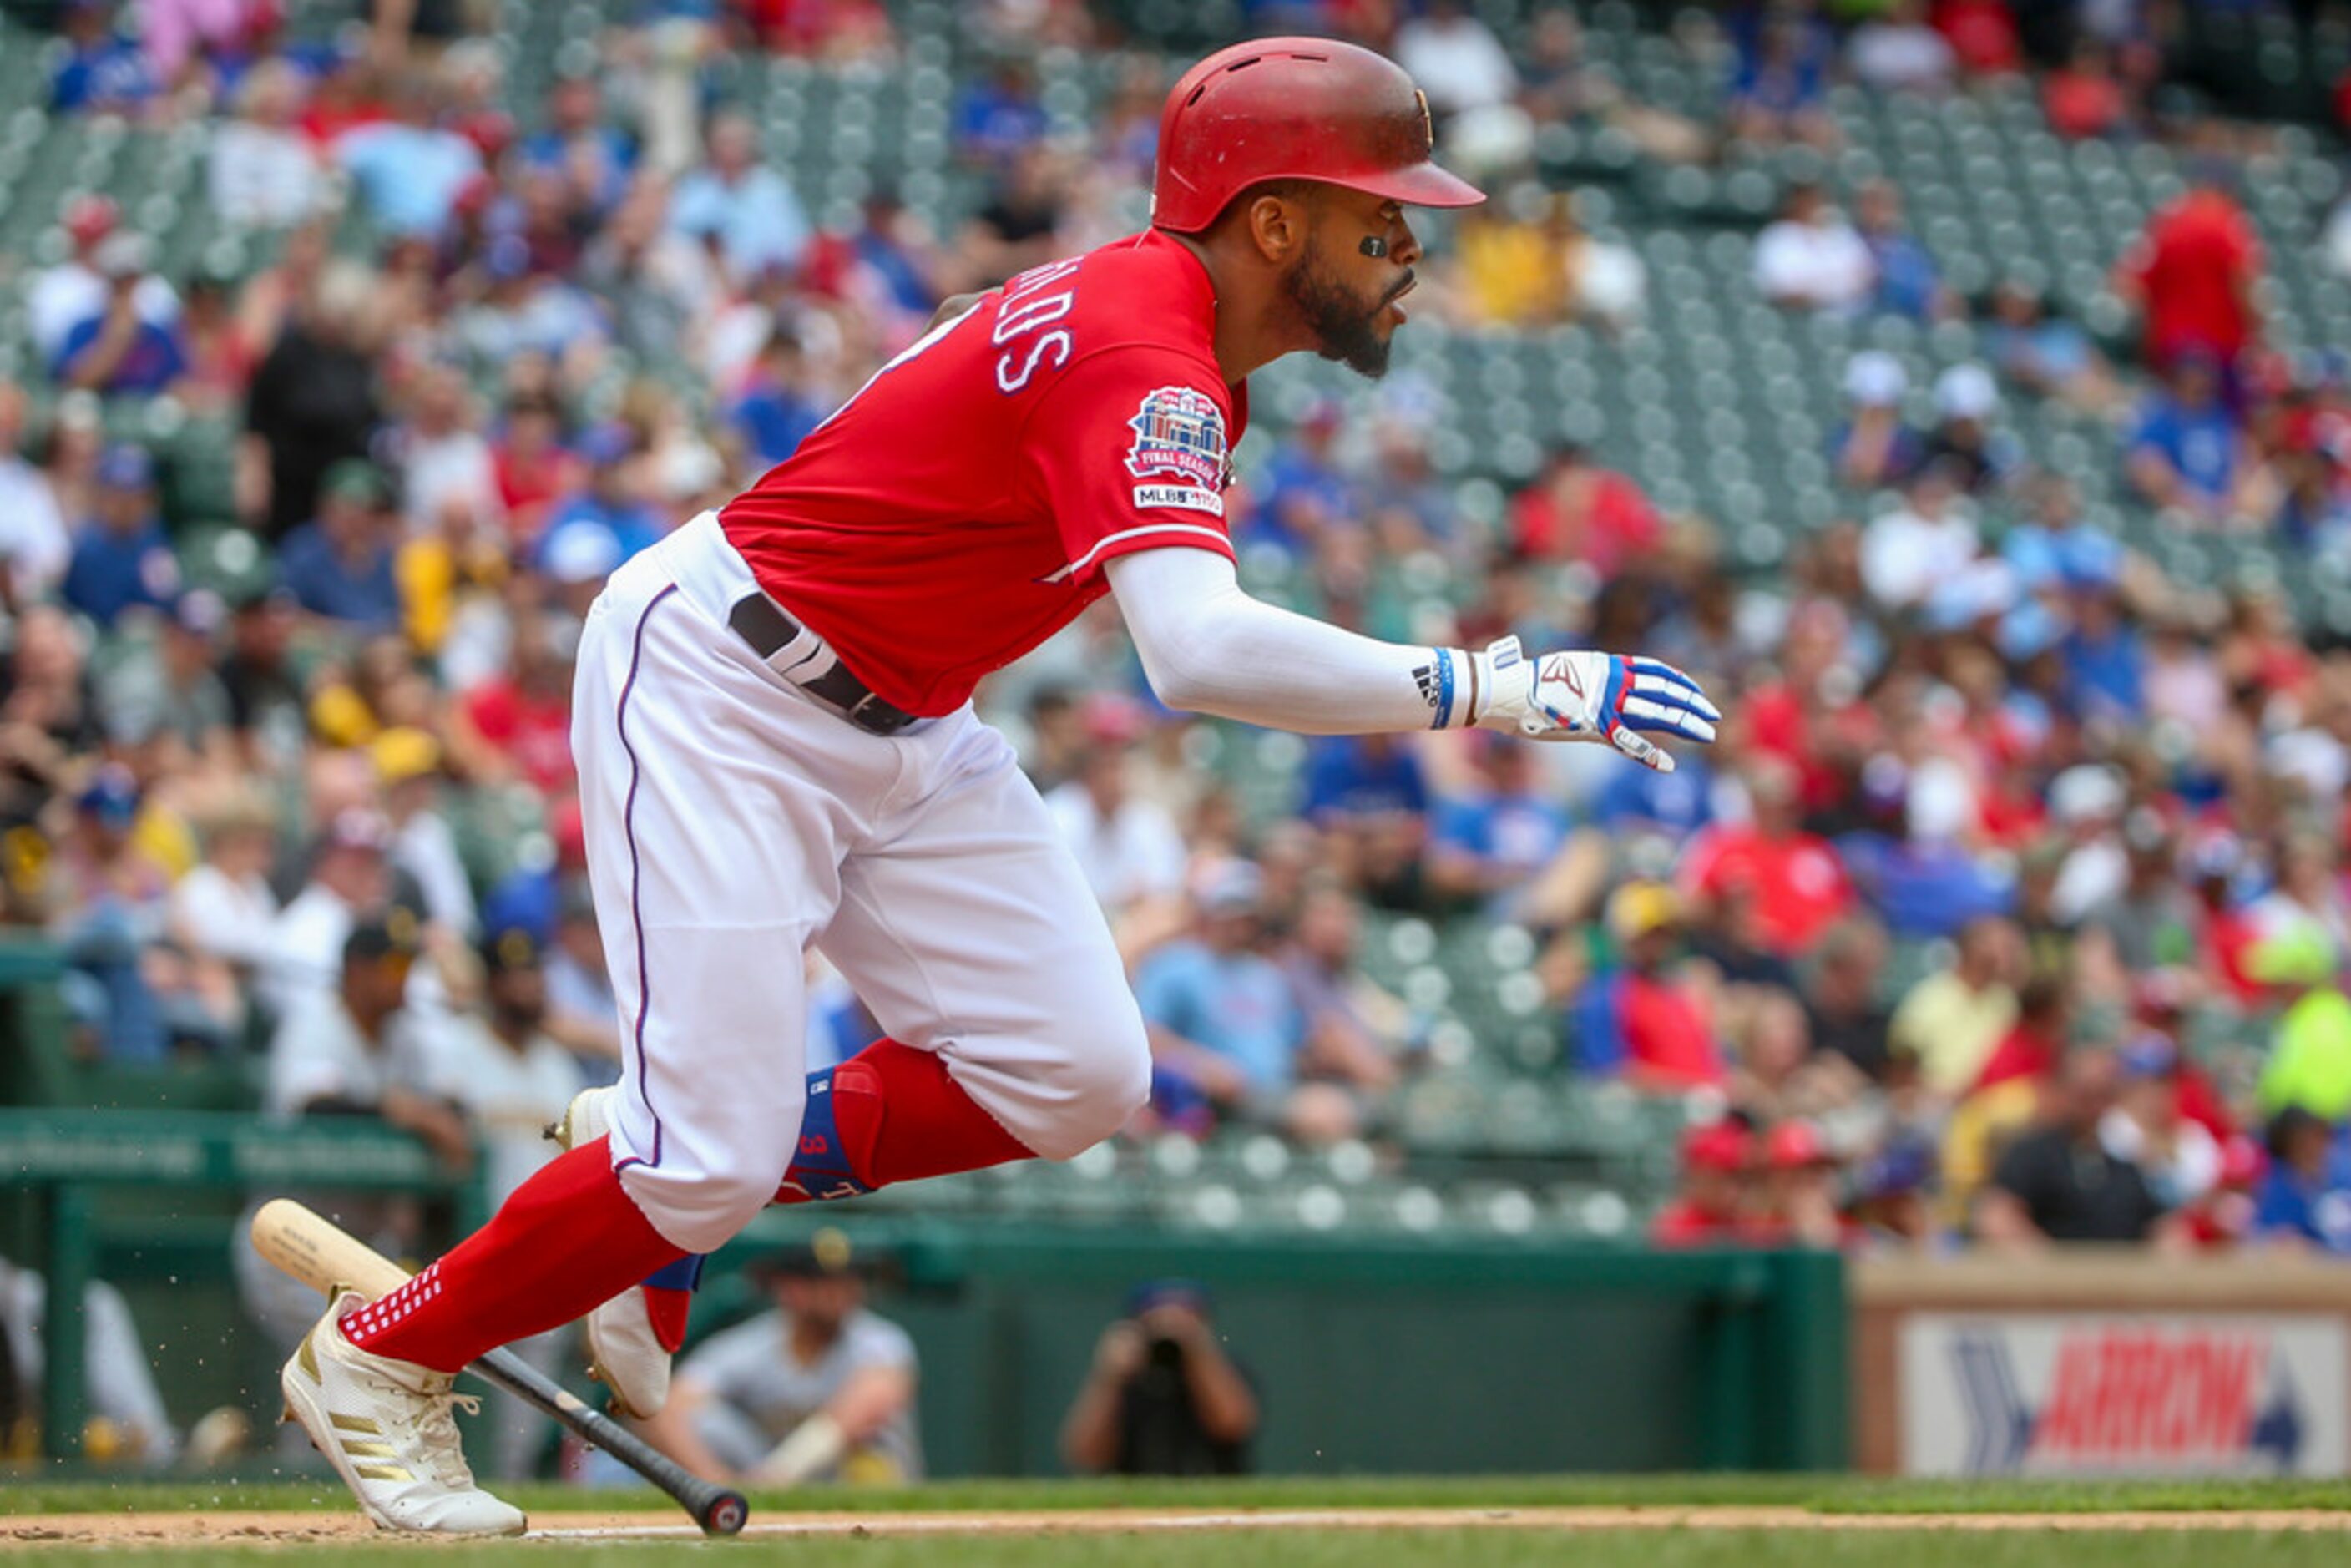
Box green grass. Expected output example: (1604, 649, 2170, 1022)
(20, 1530, 2351, 1568)
(10, 1474, 2351, 1519)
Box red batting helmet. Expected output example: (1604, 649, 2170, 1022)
(1150, 37, 1486, 235)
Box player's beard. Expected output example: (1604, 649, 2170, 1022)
(1285, 238, 1406, 380)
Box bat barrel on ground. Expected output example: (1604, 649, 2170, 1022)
(251, 1198, 747, 1538)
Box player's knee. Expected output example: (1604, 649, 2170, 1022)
(1049, 1009, 1153, 1155)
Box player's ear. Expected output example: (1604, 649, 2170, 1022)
(1243, 185, 1313, 265)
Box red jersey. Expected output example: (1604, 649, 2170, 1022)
(720, 231, 1247, 717)
(2124, 190, 2262, 367)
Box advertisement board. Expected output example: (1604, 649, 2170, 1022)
(1898, 1313, 2347, 1475)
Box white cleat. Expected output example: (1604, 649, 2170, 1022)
(549, 1085, 675, 1419)
(280, 1292, 526, 1537)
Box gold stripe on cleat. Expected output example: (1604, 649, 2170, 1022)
(330, 1414, 382, 1433)
(342, 1440, 397, 1458)
(298, 1336, 320, 1381)
(351, 1464, 414, 1483)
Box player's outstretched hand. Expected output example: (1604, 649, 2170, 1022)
(1474, 636, 1720, 773)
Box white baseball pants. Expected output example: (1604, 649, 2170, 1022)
(571, 513, 1152, 1253)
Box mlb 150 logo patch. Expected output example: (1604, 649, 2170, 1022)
(1125, 386, 1231, 509)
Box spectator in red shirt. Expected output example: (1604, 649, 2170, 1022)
(448, 609, 575, 796)
(1929, 0, 2022, 74)
(491, 394, 580, 551)
(1753, 1120, 1853, 1248)
(2043, 39, 2131, 140)
(2116, 177, 2263, 378)
(1650, 1121, 1752, 1247)
(1508, 442, 1662, 577)
(1575, 881, 1724, 1090)
(1679, 759, 1853, 959)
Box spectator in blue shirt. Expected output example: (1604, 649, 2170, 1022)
(1856, 181, 1951, 321)
(1136, 860, 1311, 1137)
(517, 75, 635, 220)
(534, 425, 667, 573)
(335, 71, 485, 240)
(2252, 1107, 2351, 1252)
(2003, 476, 2123, 595)
(55, 235, 189, 397)
(1428, 738, 1576, 918)
(2058, 559, 2146, 721)
(729, 328, 829, 469)
(1304, 731, 1430, 910)
(1727, 5, 1839, 151)
(671, 111, 812, 286)
(2126, 355, 2253, 523)
(276, 459, 401, 631)
(1246, 401, 1356, 559)
(1986, 280, 2120, 417)
(953, 61, 1049, 165)
(63, 445, 180, 629)
(51, 0, 159, 115)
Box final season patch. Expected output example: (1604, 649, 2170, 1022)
(1124, 386, 1231, 493)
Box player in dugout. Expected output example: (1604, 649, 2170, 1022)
(278, 38, 1719, 1533)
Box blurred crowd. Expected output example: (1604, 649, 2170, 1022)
(4, 0, 2351, 1276)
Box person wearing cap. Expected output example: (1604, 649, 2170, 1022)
(1573, 880, 1724, 1090)
(1061, 1280, 1259, 1476)
(169, 787, 282, 1017)
(28, 195, 183, 367)
(432, 924, 584, 1479)
(1829, 351, 1921, 491)
(2099, 1032, 2223, 1211)
(1135, 858, 1322, 1137)
(61, 445, 181, 630)
(635, 1231, 921, 1487)
(1918, 363, 2018, 495)
(1651, 1121, 1754, 1246)
(1752, 1120, 1851, 1249)
(277, 38, 1716, 1535)
(235, 913, 475, 1352)
(263, 807, 394, 1014)
(1044, 708, 1187, 935)
(2251, 1107, 2351, 1253)
(375, 727, 478, 942)
(47, 762, 174, 1063)
(274, 458, 402, 632)
(1427, 736, 1576, 919)
(95, 590, 235, 768)
(533, 426, 665, 579)
(54, 234, 192, 398)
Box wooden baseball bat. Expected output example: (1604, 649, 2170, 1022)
(251, 1198, 748, 1537)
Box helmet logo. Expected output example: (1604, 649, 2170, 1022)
(1415, 89, 1433, 153)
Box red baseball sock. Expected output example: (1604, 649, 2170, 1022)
(345, 1139, 684, 1373)
(776, 1039, 1033, 1202)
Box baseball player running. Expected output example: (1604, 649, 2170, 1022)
(280, 38, 1718, 1533)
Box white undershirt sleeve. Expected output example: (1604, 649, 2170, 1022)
(1105, 544, 1474, 735)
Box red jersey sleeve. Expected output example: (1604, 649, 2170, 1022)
(1022, 348, 1241, 589)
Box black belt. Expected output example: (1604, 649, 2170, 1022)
(726, 593, 918, 736)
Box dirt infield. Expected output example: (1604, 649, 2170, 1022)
(10, 1505, 2351, 1546)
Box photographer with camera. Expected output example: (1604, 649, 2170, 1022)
(1059, 1281, 1259, 1476)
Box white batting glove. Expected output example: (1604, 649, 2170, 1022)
(1472, 636, 1721, 773)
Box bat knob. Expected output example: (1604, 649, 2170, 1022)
(701, 1491, 749, 1537)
